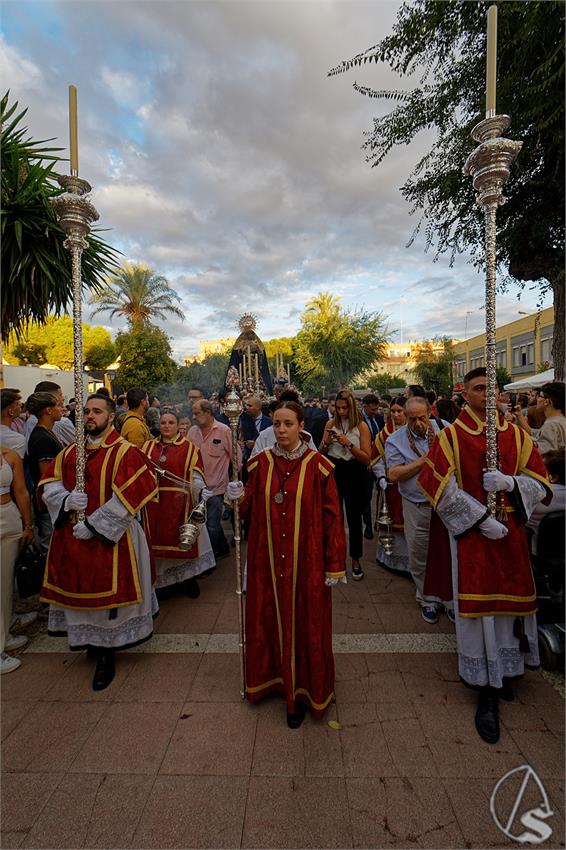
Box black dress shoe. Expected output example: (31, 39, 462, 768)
(92, 650, 115, 691)
(286, 702, 307, 729)
(499, 677, 515, 702)
(364, 526, 374, 540)
(183, 578, 200, 599)
(475, 688, 500, 744)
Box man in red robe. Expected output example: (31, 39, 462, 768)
(38, 393, 158, 690)
(418, 368, 550, 743)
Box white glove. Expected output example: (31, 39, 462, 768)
(483, 470, 514, 493)
(325, 577, 338, 586)
(479, 516, 509, 540)
(66, 489, 88, 511)
(378, 477, 388, 491)
(200, 488, 214, 501)
(226, 480, 244, 500)
(73, 521, 93, 540)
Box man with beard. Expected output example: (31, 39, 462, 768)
(37, 394, 158, 690)
(385, 397, 452, 625)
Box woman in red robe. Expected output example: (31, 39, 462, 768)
(371, 396, 410, 574)
(142, 410, 215, 598)
(238, 401, 347, 729)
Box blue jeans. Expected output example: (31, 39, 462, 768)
(206, 494, 229, 556)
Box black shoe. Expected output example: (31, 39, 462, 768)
(475, 689, 500, 744)
(86, 646, 98, 659)
(364, 526, 374, 540)
(286, 702, 307, 729)
(183, 578, 201, 599)
(499, 677, 514, 702)
(92, 650, 115, 691)
(155, 585, 175, 602)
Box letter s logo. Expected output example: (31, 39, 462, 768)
(516, 808, 554, 845)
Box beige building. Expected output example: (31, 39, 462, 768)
(184, 337, 236, 366)
(377, 341, 457, 384)
(453, 306, 554, 385)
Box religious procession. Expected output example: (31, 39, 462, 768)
(1, 1, 564, 848)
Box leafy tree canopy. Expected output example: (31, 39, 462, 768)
(413, 337, 456, 395)
(4, 315, 115, 371)
(114, 323, 178, 395)
(363, 371, 407, 394)
(329, 1, 564, 378)
(169, 353, 231, 402)
(89, 262, 184, 326)
(294, 292, 389, 393)
(1, 93, 120, 341)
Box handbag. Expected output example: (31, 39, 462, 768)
(14, 541, 46, 599)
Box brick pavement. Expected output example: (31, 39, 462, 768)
(1, 535, 564, 849)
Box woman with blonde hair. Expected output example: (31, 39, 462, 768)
(319, 389, 371, 580)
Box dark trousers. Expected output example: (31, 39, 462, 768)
(362, 470, 375, 529)
(332, 458, 367, 560)
(206, 494, 230, 556)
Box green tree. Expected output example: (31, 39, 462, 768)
(175, 353, 231, 400)
(365, 371, 407, 394)
(294, 292, 389, 392)
(5, 315, 115, 370)
(10, 341, 48, 366)
(329, 1, 564, 379)
(1, 93, 119, 341)
(263, 337, 296, 374)
(413, 338, 456, 395)
(89, 262, 184, 326)
(496, 366, 512, 390)
(115, 323, 178, 394)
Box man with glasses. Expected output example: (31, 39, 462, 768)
(419, 367, 550, 745)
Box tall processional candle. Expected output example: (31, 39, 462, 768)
(69, 85, 79, 175)
(486, 5, 497, 117)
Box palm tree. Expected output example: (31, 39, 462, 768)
(1, 92, 119, 341)
(89, 262, 185, 326)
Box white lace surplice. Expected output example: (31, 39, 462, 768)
(436, 474, 546, 688)
(42, 482, 158, 650)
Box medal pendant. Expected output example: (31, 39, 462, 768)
(159, 454, 167, 463)
(274, 492, 284, 504)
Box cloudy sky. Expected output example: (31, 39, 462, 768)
(2, 0, 550, 361)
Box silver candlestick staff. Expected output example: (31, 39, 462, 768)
(463, 5, 522, 518)
(51, 174, 98, 517)
(224, 384, 245, 698)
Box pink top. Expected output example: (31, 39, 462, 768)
(187, 421, 242, 496)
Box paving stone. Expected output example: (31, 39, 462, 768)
(332, 601, 385, 634)
(505, 724, 565, 779)
(347, 776, 465, 848)
(0, 832, 27, 848)
(160, 701, 257, 775)
(187, 652, 243, 702)
(336, 703, 398, 778)
(42, 652, 137, 702)
(2, 700, 107, 773)
(443, 775, 564, 849)
(69, 701, 182, 774)
(114, 652, 201, 702)
(516, 670, 565, 707)
(212, 597, 241, 634)
(382, 718, 439, 778)
(242, 776, 352, 848)
(378, 603, 431, 634)
(83, 774, 156, 848)
(20, 773, 103, 848)
(0, 701, 36, 741)
(132, 775, 248, 848)
(1, 655, 77, 702)
(154, 600, 221, 634)
(417, 702, 530, 779)
(1, 773, 62, 833)
(303, 703, 344, 777)
(251, 698, 305, 776)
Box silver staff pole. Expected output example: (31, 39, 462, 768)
(224, 385, 245, 698)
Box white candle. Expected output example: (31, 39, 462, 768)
(486, 5, 497, 117)
(69, 85, 79, 174)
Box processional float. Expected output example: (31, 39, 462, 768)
(51, 86, 98, 520)
(463, 5, 521, 519)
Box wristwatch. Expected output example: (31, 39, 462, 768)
(348, 442, 354, 450)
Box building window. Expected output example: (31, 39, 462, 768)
(541, 336, 553, 366)
(513, 344, 532, 368)
(527, 343, 534, 365)
(496, 349, 507, 368)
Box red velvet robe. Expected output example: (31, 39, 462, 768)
(372, 423, 404, 529)
(418, 407, 550, 617)
(241, 448, 346, 718)
(141, 435, 205, 560)
(38, 429, 158, 610)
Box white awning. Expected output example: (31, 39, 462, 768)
(503, 368, 555, 390)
